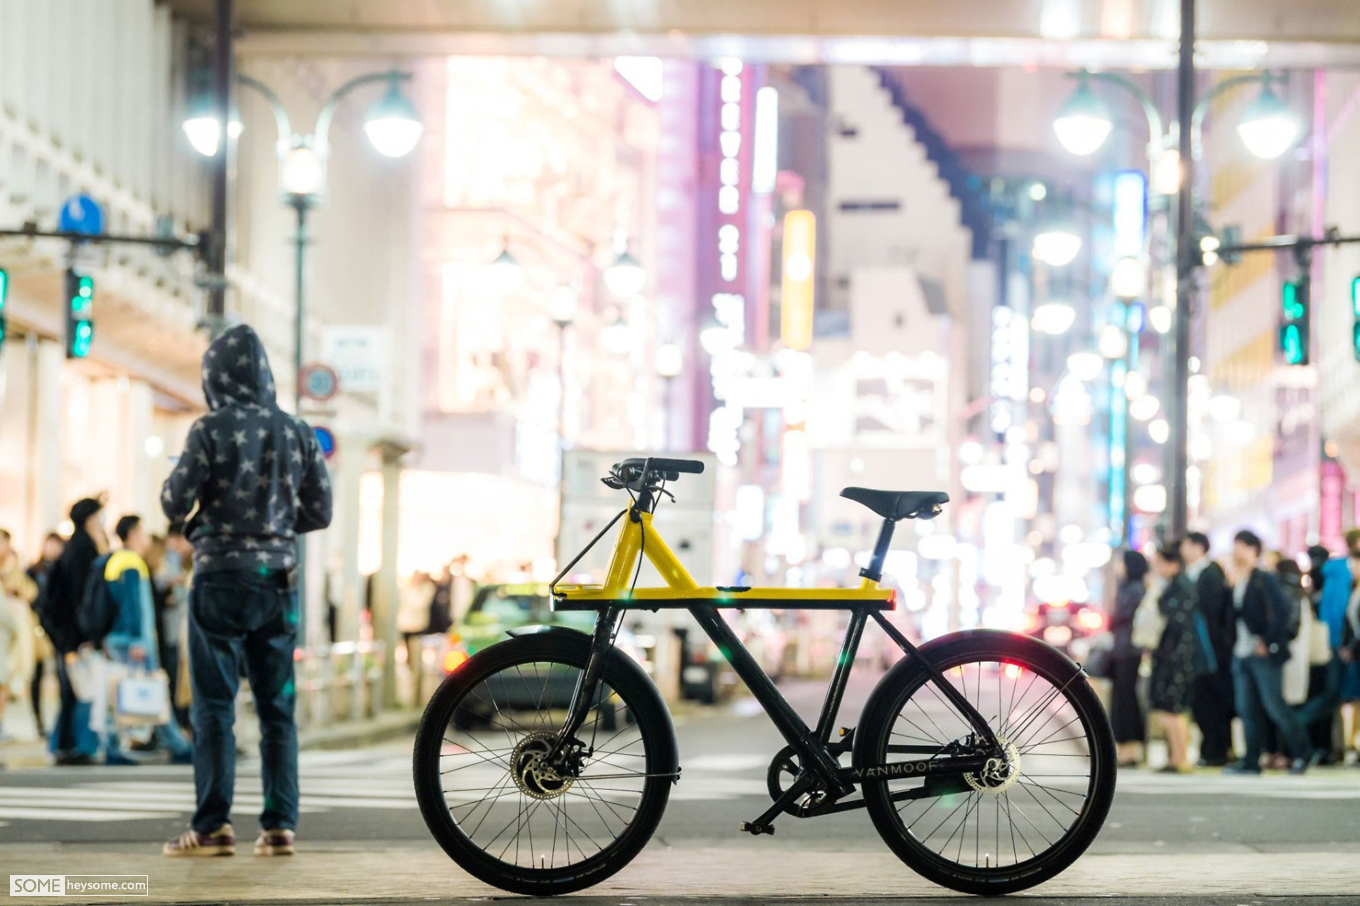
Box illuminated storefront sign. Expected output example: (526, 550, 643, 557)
(1112, 170, 1147, 257)
(703, 58, 755, 465)
(988, 300, 1028, 436)
(752, 87, 778, 195)
(781, 210, 815, 350)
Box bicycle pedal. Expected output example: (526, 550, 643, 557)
(738, 821, 775, 836)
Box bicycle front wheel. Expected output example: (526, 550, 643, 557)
(413, 631, 676, 895)
(856, 630, 1116, 895)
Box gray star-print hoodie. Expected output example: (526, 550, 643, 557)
(161, 324, 333, 574)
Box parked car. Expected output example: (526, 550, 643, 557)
(678, 609, 790, 704)
(440, 583, 644, 728)
(1022, 600, 1105, 661)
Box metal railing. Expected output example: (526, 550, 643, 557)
(234, 640, 388, 737)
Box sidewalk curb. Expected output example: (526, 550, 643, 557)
(0, 711, 419, 771)
(298, 710, 419, 751)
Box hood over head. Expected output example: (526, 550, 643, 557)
(203, 324, 277, 410)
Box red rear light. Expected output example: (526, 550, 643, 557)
(443, 648, 469, 673)
(1003, 663, 1023, 680)
(886, 590, 898, 610)
(1076, 609, 1105, 631)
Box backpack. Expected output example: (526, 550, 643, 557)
(76, 553, 119, 645)
(36, 561, 82, 653)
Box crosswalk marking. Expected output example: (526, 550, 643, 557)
(2, 743, 1358, 828)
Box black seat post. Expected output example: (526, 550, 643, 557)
(859, 519, 896, 583)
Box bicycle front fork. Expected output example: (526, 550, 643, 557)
(548, 606, 622, 762)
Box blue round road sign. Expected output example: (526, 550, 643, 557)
(58, 194, 106, 236)
(313, 426, 337, 460)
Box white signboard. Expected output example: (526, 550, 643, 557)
(321, 326, 390, 394)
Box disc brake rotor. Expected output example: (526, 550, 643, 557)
(510, 732, 577, 801)
(964, 735, 1021, 795)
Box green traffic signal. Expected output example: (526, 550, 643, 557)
(0, 268, 8, 348)
(65, 270, 94, 359)
(1279, 277, 1309, 365)
(1352, 275, 1360, 361)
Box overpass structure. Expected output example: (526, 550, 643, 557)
(168, 0, 1360, 67)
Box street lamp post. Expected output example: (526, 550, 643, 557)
(1170, 0, 1196, 540)
(186, 70, 422, 659)
(1055, 35, 1301, 538)
(550, 285, 577, 452)
(655, 343, 684, 450)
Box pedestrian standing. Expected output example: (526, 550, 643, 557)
(1223, 530, 1314, 775)
(26, 533, 64, 737)
(428, 565, 453, 636)
(1181, 532, 1235, 766)
(1148, 545, 1198, 773)
(1297, 545, 1343, 762)
(1109, 549, 1149, 767)
(99, 516, 192, 765)
(0, 529, 39, 740)
(41, 498, 108, 765)
(160, 324, 332, 858)
(1337, 530, 1360, 760)
(398, 572, 436, 704)
(157, 523, 194, 730)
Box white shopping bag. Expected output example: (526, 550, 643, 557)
(67, 648, 107, 703)
(114, 670, 172, 728)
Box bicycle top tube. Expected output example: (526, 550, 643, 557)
(552, 585, 895, 610)
(552, 508, 896, 612)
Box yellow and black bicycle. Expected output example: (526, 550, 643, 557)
(414, 457, 1115, 896)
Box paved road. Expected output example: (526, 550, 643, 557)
(1, 671, 1357, 902)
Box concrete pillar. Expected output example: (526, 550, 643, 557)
(332, 434, 367, 643)
(31, 340, 64, 542)
(0, 338, 33, 538)
(125, 379, 155, 520)
(372, 439, 410, 708)
(87, 378, 124, 512)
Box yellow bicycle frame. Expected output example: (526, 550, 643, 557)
(553, 510, 895, 610)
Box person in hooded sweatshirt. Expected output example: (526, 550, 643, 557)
(159, 324, 332, 858)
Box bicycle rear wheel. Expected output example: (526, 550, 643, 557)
(413, 632, 676, 895)
(856, 630, 1116, 895)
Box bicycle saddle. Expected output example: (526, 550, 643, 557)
(841, 487, 949, 520)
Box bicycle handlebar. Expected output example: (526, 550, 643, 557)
(603, 456, 705, 494)
(617, 457, 704, 477)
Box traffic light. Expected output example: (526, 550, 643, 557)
(1279, 276, 1309, 365)
(1352, 275, 1360, 362)
(0, 268, 9, 349)
(65, 269, 94, 359)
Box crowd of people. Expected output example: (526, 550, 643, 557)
(1105, 527, 1360, 774)
(0, 509, 193, 757)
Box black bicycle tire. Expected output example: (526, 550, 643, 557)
(855, 630, 1116, 895)
(413, 632, 676, 895)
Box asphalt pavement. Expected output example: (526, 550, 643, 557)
(1, 669, 1358, 903)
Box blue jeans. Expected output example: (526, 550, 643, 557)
(50, 657, 99, 759)
(188, 570, 299, 834)
(1232, 655, 1310, 767)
